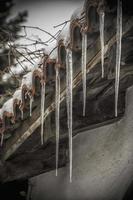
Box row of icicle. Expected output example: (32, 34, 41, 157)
(39, 0, 122, 182)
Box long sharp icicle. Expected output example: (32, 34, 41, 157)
(66, 48, 73, 182)
(21, 109, 24, 120)
(115, 0, 122, 117)
(99, 10, 105, 78)
(40, 82, 46, 145)
(81, 32, 87, 116)
(30, 96, 34, 117)
(55, 66, 60, 176)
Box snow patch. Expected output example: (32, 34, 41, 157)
(0, 98, 14, 118)
(57, 23, 70, 46)
(44, 41, 58, 60)
(13, 89, 22, 102)
(71, 6, 83, 21)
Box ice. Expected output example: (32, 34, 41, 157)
(30, 96, 34, 117)
(55, 66, 60, 176)
(21, 110, 24, 120)
(81, 32, 87, 116)
(99, 10, 105, 78)
(40, 82, 46, 145)
(115, 0, 122, 117)
(66, 48, 73, 182)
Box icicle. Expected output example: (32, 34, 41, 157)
(81, 32, 87, 116)
(115, 0, 122, 117)
(30, 96, 34, 117)
(21, 109, 24, 120)
(55, 66, 60, 176)
(26, 181, 32, 200)
(99, 10, 105, 78)
(66, 51, 70, 130)
(66, 48, 73, 183)
(0, 133, 4, 147)
(40, 82, 46, 145)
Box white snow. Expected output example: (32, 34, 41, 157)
(10, 64, 24, 75)
(20, 57, 41, 72)
(57, 23, 70, 46)
(2, 56, 42, 83)
(21, 71, 33, 89)
(21, 68, 42, 89)
(44, 41, 58, 60)
(13, 89, 22, 102)
(2, 73, 12, 82)
(3, 98, 14, 113)
(71, 6, 83, 21)
(0, 66, 42, 121)
(0, 98, 14, 118)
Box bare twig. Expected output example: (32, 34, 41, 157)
(53, 19, 71, 28)
(20, 25, 57, 41)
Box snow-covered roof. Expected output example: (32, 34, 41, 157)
(57, 23, 70, 46)
(0, 98, 14, 118)
(21, 67, 42, 89)
(71, 6, 84, 21)
(13, 89, 22, 102)
(2, 73, 11, 82)
(0, 66, 42, 121)
(21, 71, 33, 89)
(44, 41, 58, 60)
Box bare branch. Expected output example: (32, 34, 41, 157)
(20, 25, 57, 41)
(53, 19, 71, 28)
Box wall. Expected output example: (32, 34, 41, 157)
(30, 86, 133, 200)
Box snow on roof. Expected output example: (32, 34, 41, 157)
(0, 67, 43, 120)
(57, 22, 70, 46)
(44, 40, 58, 60)
(21, 67, 42, 89)
(21, 71, 33, 89)
(71, 6, 84, 21)
(10, 64, 24, 75)
(0, 98, 14, 118)
(2, 73, 11, 82)
(21, 57, 42, 72)
(13, 89, 22, 102)
(2, 56, 42, 83)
